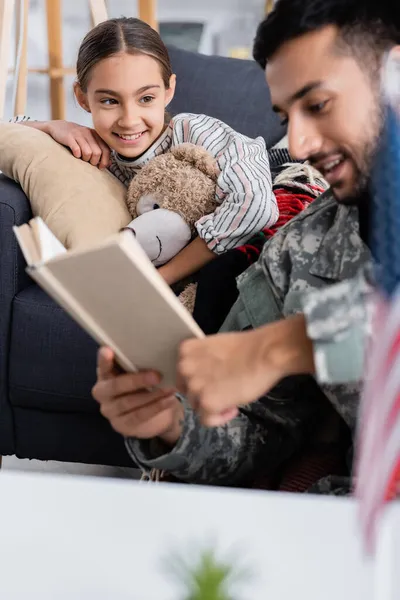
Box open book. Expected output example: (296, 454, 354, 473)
(13, 218, 204, 386)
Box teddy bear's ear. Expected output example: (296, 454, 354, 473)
(170, 143, 219, 181)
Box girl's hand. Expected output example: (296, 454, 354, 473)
(24, 120, 111, 169)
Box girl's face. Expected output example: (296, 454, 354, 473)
(75, 52, 176, 158)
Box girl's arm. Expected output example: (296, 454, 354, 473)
(159, 114, 278, 285)
(172, 114, 278, 255)
(12, 116, 111, 169)
(158, 237, 215, 286)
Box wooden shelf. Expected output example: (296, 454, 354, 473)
(0, 0, 159, 120)
(265, 0, 274, 13)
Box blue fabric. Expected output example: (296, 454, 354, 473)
(168, 46, 285, 148)
(9, 286, 98, 412)
(13, 407, 132, 466)
(0, 177, 33, 454)
(371, 105, 400, 297)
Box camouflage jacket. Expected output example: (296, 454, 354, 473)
(126, 191, 373, 487)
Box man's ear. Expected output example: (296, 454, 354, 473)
(385, 45, 400, 70)
(389, 45, 400, 59)
(165, 74, 177, 107)
(74, 81, 91, 113)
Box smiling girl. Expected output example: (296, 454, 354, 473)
(17, 17, 277, 285)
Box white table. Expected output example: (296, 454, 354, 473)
(375, 503, 400, 600)
(0, 471, 379, 599)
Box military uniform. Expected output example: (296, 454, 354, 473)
(126, 191, 373, 490)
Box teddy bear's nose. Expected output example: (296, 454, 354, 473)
(153, 203, 160, 210)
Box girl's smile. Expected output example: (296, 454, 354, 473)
(75, 52, 175, 159)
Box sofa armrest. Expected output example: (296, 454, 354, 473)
(0, 175, 33, 454)
(0, 175, 33, 292)
(0, 175, 33, 223)
(0, 175, 32, 222)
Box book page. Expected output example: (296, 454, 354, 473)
(13, 224, 40, 266)
(30, 217, 66, 262)
(41, 233, 203, 386)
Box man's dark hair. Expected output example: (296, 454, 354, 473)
(253, 0, 400, 70)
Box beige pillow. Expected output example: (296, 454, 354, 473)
(0, 122, 131, 249)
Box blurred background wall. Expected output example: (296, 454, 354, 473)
(4, 0, 268, 122)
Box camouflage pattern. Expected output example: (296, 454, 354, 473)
(126, 190, 373, 491)
(303, 263, 375, 396)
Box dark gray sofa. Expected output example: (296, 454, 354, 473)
(0, 46, 285, 466)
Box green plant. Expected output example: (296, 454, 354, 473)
(167, 547, 250, 600)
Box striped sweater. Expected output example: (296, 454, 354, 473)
(13, 113, 278, 254)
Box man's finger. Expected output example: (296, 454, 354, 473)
(111, 397, 177, 436)
(198, 406, 239, 428)
(100, 388, 176, 420)
(96, 347, 117, 381)
(93, 369, 162, 402)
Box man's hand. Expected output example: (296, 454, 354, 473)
(178, 314, 315, 426)
(22, 120, 111, 169)
(92, 348, 184, 446)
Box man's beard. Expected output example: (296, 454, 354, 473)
(337, 117, 386, 248)
(334, 157, 372, 207)
(331, 143, 376, 248)
(334, 101, 385, 207)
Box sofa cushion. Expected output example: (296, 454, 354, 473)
(13, 407, 133, 466)
(168, 46, 285, 148)
(0, 123, 131, 250)
(9, 285, 99, 413)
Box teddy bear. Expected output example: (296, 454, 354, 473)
(123, 143, 219, 312)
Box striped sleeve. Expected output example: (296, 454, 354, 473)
(171, 113, 278, 254)
(108, 158, 132, 187)
(9, 115, 31, 123)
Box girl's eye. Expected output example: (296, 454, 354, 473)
(280, 117, 289, 127)
(140, 95, 154, 104)
(308, 100, 329, 114)
(100, 98, 118, 106)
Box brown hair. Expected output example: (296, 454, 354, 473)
(76, 17, 173, 92)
